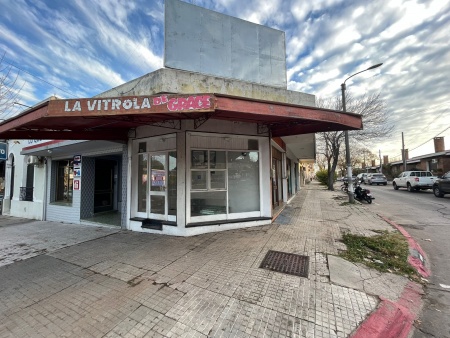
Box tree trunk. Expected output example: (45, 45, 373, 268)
(327, 156, 339, 191)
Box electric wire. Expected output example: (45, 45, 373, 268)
(2, 58, 77, 98)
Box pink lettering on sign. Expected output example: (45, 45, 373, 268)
(167, 95, 211, 112)
(153, 95, 168, 105)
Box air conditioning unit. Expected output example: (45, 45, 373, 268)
(27, 156, 41, 165)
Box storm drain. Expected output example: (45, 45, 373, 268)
(259, 250, 309, 278)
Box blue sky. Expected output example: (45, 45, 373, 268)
(0, 0, 449, 161)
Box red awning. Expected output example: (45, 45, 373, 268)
(0, 93, 362, 140)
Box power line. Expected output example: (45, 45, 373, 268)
(419, 103, 450, 131)
(409, 126, 450, 152)
(389, 125, 450, 160)
(2, 58, 77, 97)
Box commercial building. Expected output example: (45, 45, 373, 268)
(0, 0, 362, 235)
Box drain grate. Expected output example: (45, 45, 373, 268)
(259, 250, 309, 278)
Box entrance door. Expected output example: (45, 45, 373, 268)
(136, 151, 177, 221)
(94, 159, 115, 213)
(149, 154, 166, 220)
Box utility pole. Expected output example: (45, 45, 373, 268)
(379, 149, 382, 174)
(402, 132, 406, 171)
(341, 63, 383, 203)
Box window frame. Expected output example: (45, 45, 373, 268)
(188, 145, 262, 223)
(53, 159, 74, 204)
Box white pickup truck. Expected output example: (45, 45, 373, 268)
(393, 171, 437, 192)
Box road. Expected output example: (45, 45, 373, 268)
(363, 183, 450, 338)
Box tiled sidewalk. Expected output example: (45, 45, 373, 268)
(0, 183, 401, 337)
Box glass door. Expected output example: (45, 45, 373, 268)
(136, 151, 177, 221)
(149, 154, 167, 220)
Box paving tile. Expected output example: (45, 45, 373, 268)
(0, 184, 394, 337)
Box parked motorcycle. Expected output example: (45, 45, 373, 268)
(353, 184, 374, 204)
(340, 181, 349, 193)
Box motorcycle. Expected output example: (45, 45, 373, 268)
(353, 184, 374, 204)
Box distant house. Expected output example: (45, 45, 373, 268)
(390, 137, 449, 176)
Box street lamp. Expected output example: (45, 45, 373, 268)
(341, 63, 382, 203)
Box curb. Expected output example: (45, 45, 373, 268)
(351, 215, 427, 338)
(379, 215, 430, 278)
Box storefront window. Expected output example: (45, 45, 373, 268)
(210, 170, 226, 189)
(228, 152, 260, 213)
(191, 191, 227, 216)
(210, 151, 226, 169)
(55, 160, 74, 203)
(190, 148, 259, 217)
(138, 154, 148, 212)
(192, 171, 207, 190)
(192, 150, 208, 168)
(168, 152, 177, 216)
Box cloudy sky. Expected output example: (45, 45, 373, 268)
(0, 0, 449, 161)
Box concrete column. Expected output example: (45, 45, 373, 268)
(177, 131, 186, 228)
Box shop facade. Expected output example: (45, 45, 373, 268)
(0, 69, 362, 235)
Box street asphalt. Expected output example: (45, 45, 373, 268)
(0, 182, 425, 337)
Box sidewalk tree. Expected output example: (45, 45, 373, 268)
(0, 53, 24, 118)
(339, 146, 377, 173)
(316, 92, 392, 190)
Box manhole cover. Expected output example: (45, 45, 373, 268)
(259, 250, 309, 278)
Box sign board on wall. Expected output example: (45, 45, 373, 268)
(0, 143, 7, 161)
(73, 179, 80, 190)
(74, 155, 81, 177)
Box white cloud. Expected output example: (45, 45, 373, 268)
(0, 0, 449, 158)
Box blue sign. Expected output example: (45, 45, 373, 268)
(0, 143, 7, 161)
(73, 155, 82, 168)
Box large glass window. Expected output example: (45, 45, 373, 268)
(191, 191, 227, 216)
(168, 152, 177, 216)
(190, 150, 227, 216)
(55, 160, 74, 203)
(190, 148, 260, 217)
(228, 152, 260, 213)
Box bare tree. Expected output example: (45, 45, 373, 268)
(0, 53, 24, 119)
(337, 145, 378, 173)
(316, 92, 392, 190)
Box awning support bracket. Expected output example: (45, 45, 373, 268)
(194, 113, 214, 129)
(151, 119, 181, 130)
(257, 123, 270, 134)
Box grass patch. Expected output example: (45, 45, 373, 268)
(339, 230, 419, 280)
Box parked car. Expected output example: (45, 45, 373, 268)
(393, 170, 437, 192)
(367, 173, 387, 185)
(433, 171, 450, 197)
(356, 173, 368, 184)
(363, 174, 372, 184)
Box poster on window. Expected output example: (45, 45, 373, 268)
(73, 179, 80, 190)
(74, 168, 81, 177)
(151, 169, 166, 187)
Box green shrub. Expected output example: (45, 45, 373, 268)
(315, 169, 329, 185)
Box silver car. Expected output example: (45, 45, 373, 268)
(368, 173, 387, 185)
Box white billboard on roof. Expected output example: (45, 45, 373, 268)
(164, 0, 287, 88)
